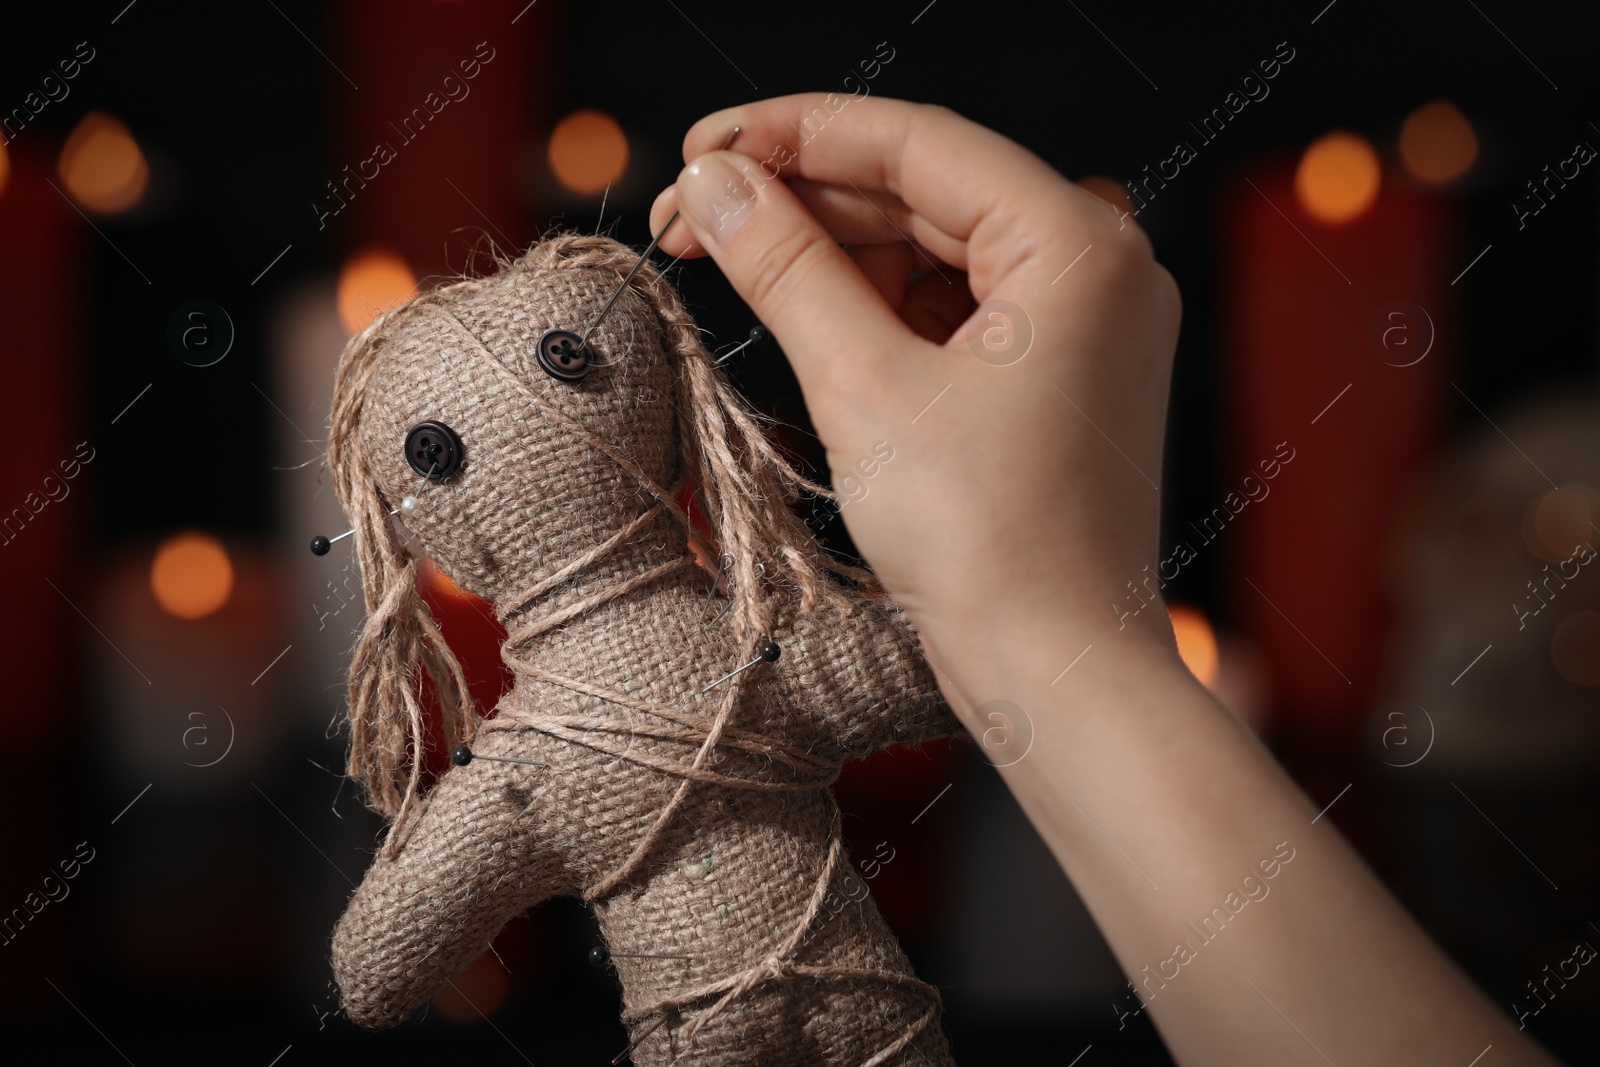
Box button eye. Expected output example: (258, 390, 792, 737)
(404, 421, 463, 479)
(536, 329, 593, 382)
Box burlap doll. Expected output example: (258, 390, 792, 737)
(324, 232, 963, 1065)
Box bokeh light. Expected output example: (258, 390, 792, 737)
(150, 531, 234, 620)
(548, 109, 629, 195)
(1399, 100, 1478, 184)
(1523, 485, 1600, 563)
(1168, 602, 1220, 687)
(0, 139, 10, 200)
(59, 111, 149, 213)
(1551, 611, 1600, 686)
(337, 247, 417, 334)
(1295, 131, 1381, 226)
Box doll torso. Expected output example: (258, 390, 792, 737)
(469, 563, 951, 1065)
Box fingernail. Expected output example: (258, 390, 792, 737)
(678, 152, 758, 244)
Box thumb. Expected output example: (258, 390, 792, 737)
(666, 150, 917, 404)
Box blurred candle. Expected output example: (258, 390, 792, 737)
(0, 140, 84, 998)
(1221, 153, 1454, 740)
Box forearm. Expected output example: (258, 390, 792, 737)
(929, 610, 1560, 1067)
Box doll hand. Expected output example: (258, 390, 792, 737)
(652, 95, 1182, 688)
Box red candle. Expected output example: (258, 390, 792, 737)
(1220, 152, 1454, 740)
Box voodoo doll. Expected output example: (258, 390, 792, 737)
(325, 232, 962, 1065)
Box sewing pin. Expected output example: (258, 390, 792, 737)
(451, 746, 549, 768)
(701, 641, 781, 694)
(712, 324, 770, 367)
(578, 126, 742, 353)
(311, 463, 437, 555)
(590, 945, 694, 966)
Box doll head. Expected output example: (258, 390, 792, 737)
(342, 240, 683, 604)
(324, 233, 860, 825)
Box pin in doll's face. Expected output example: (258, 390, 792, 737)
(355, 259, 682, 603)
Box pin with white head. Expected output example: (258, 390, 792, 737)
(311, 421, 461, 555)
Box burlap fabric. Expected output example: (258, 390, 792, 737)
(325, 234, 963, 1065)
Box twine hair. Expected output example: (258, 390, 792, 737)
(327, 305, 477, 837)
(326, 231, 874, 832)
(529, 235, 880, 638)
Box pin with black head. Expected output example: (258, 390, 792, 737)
(310, 421, 461, 555)
(701, 640, 781, 694)
(712, 324, 770, 367)
(311, 520, 390, 556)
(590, 944, 694, 968)
(451, 745, 549, 769)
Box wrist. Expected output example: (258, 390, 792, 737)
(916, 587, 1185, 721)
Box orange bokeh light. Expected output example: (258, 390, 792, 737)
(1523, 484, 1598, 563)
(0, 139, 10, 200)
(150, 531, 234, 620)
(1295, 131, 1381, 226)
(59, 111, 149, 213)
(548, 109, 629, 195)
(1168, 602, 1220, 687)
(1399, 100, 1478, 185)
(337, 248, 417, 334)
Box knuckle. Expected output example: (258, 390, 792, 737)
(741, 225, 838, 320)
(1093, 224, 1158, 282)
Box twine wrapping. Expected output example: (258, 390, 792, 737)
(326, 233, 963, 1065)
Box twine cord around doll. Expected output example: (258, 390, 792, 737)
(422, 304, 942, 1060)
(502, 641, 941, 1061)
(491, 541, 944, 1059)
(481, 507, 941, 1063)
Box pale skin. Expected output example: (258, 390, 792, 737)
(649, 95, 1562, 1066)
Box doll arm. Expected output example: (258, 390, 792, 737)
(785, 592, 963, 760)
(330, 726, 563, 1028)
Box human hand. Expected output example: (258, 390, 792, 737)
(652, 95, 1182, 690)
(654, 99, 1566, 1067)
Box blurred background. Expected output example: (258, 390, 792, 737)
(2, 0, 1598, 1062)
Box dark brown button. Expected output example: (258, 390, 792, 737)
(536, 329, 593, 382)
(404, 421, 463, 479)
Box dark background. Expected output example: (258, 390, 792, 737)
(1, 0, 1597, 1063)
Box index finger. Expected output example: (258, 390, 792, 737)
(679, 95, 1112, 292)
